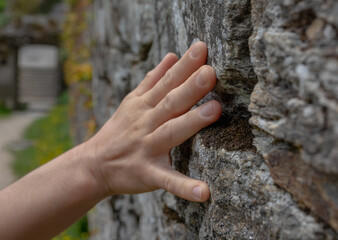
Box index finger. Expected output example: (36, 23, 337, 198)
(143, 41, 208, 107)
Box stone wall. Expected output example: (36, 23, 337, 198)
(87, 0, 338, 239)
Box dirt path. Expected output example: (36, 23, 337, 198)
(0, 111, 43, 190)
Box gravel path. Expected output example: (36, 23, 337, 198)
(0, 111, 43, 190)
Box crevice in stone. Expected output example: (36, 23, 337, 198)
(110, 196, 126, 239)
(139, 41, 152, 61)
(286, 8, 317, 41)
(172, 137, 193, 176)
(100, 69, 111, 85)
(111, 6, 130, 52)
(200, 115, 256, 152)
(128, 208, 140, 227)
(163, 205, 184, 224)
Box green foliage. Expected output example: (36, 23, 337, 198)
(0, 14, 8, 27)
(0, 101, 11, 118)
(0, 0, 8, 27)
(12, 146, 39, 177)
(12, 92, 88, 240)
(0, 0, 6, 12)
(13, 93, 72, 174)
(10, 0, 43, 15)
(53, 216, 89, 240)
(10, 0, 62, 15)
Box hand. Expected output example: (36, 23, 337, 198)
(0, 41, 221, 240)
(86, 41, 222, 202)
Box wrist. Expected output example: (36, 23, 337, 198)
(74, 140, 113, 199)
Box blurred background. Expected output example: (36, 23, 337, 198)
(0, 0, 93, 239)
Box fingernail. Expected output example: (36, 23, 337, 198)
(200, 103, 214, 117)
(193, 186, 202, 200)
(196, 69, 208, 87)
(189, 43, 200, 58)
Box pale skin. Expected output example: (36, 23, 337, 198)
(0, 41, 222, 240)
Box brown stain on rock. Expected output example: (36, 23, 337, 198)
(200, 116, 256, 151)
(266, 149, 338, 231)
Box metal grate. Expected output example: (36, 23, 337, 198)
(18, 45, 60, 109)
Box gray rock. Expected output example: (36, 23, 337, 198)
(249, 0, 338, 230)
(85, 0, 338, 239)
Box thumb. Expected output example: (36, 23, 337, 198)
(152, 166, 210, 202)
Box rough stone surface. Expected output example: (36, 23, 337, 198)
(249, 0, 338, 231)
(86, 0, 338, 239)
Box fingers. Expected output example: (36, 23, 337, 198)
(143, 41, 208, 107)
(146, 100, 222, 153)
(148, 65, 216, 128)
(134, 53, 178, 96)
(151, 165, 210, 202)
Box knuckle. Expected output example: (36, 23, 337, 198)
(180, 59, 188, 72)
(184, 111, 195, 129)
(162, 122, 173, 143)
(145, 70, 154, 80)
(185, 81, 194, 99)
(162, 70, 173, 90)
(136, 70, 155, 95)
(143, 134, 153, 149)
(141, 95, 155, 109)
(124, 91, 135, 100)
(162, 93, 176, 113)
(186, 111, 193, 123)
(165, 175, 176, 193)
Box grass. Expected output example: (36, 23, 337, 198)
(12, 92, 89, 240)
(12, 93, 72, 176)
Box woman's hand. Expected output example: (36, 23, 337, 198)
(0, 41, 221, 240)
(86, 41, 222, 202)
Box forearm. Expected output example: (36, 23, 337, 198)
(0, 143, 106, 240)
